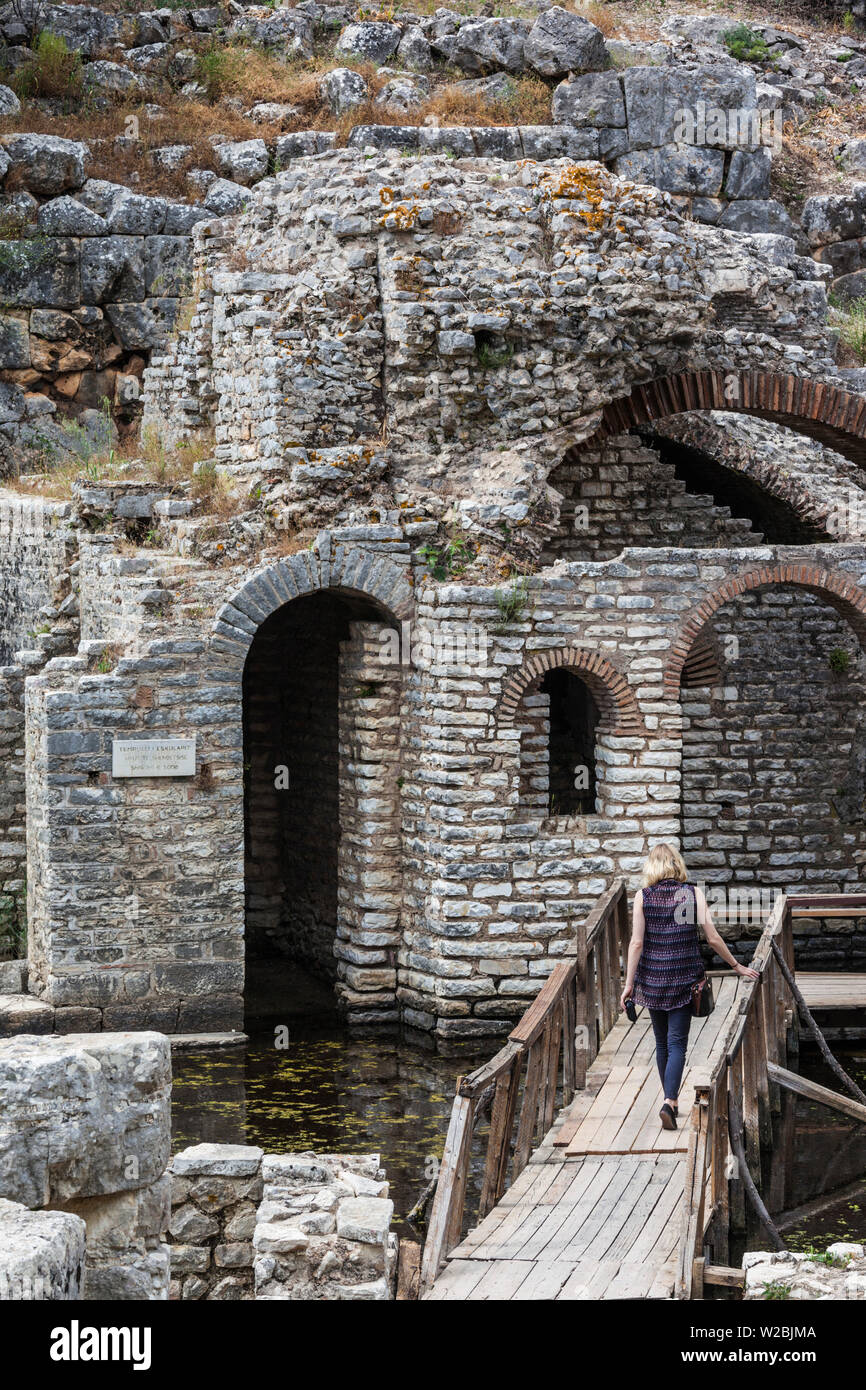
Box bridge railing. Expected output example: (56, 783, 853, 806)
(419, 877, 628, 1293)
(677, 893, 799, 1299)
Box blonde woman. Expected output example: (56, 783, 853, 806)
(619, 845, 759, 1130)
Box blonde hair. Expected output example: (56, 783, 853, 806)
(641, 843, 688, 888)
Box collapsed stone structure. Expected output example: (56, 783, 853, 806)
(2, 140, 866, 1042)
(0, 1030, 172, 1298)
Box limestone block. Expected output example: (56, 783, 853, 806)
(525, 8, 607, 78)
(450, 18, 529, 75)
(552, 71, 626, 128)
(319, 68, 370, 117)
(335, 22, 400, 64)
(81, 236, 145, 303)
(0, 1032, 171, 1208)
(0, 1197, 85, 1300)
(0, 135, 87, 197)
(172, 1145, 263, 1179)
(0, 993, 54, 1036)
(335, 1196, 393, 1246)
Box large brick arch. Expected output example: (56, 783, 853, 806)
(208, 537, 414, 672)
(665, 563, 866, 697)
(499, 647, 644, 734)
(566, 371, 866, 470)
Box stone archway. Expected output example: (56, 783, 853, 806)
(210, 540, 414, 1031)
(499, 647, 644, 821)
(499, 647, 644, 734)
(668, 563, 866, 950)
(567, 371, 866, 470)
(664, 561, 866, 698)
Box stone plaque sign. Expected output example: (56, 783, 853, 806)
(112, 738, 196, 778)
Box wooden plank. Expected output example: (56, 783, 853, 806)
(510, 1157, 608, 1261)
(458, 1037, 522, 1099)
(540, 1001, 562, 1136)
(396, 1240, 421, 1300)
(558, 1259, 622, 1300)
(767, 1060, 866, 1123)
(478, 1054, 522, 1217)
(509, 960, 573, 1048)
(464, 1258, 535, 1300)
(797, 973, 866, 1008)
(419, 1093, 472, 1292)
(510, 1260, 576, 1301)
(512, 1034, 545, 1176)
(574, 921, 590, 1089)
(423, 1258, 488, 1301)
(704, 1264, 746, 1289)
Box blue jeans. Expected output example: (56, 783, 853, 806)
(648, 1003, 692, 1100)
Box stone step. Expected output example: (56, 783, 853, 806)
(0, 993, 54, 1037)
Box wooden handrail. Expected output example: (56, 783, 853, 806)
(420, 877, 627, 1293)
(677, 890, 803, 1298)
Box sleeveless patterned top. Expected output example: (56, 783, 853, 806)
(632, 878, 705, 1011)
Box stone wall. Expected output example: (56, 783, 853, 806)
(0, 493, 76, 662)
(0, 1198, 85, 1300)
(0, 1030, 172, 1298)
(683, 587, 866, 965)
(18, 534, 866, 1039)
(0, 135, 205, 428)
(167, 1143, 396, 1301)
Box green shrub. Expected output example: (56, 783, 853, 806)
(829, 647, 852, 674)
(13, 31, 83, 100)
(722, 24, 771, 64)
(417, 531, 474, 581)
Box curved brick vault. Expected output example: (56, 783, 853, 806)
(565, 371, 866, 471)
(499, 647, 644, 734)
(665, 563, 866, 697)
(209, 539, 414, 669)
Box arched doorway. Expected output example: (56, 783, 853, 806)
(669, 568, 866, 967)
(242, 587, 404, 1032)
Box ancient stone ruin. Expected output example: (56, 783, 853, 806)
(2, 0, 866, 1307)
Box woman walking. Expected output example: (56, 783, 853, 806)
(619, 844, 759, 1130)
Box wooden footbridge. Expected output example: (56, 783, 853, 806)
(420, 885, 866, 1301)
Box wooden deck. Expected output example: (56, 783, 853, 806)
(426, 976, 741, 1300)
(797, 972, 866, 1010)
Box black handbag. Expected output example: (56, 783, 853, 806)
(692, 975, 715, 1018)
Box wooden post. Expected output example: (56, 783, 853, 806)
(729, 1050, 746, 1236)
(420, 1093, 474, 1292)
(478, 1056, 522, 1218)
(513, 1035, 545, 1177)
(575, 921, 589, 1090)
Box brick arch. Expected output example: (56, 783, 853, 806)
(665, 563, 866, 697)
(499, 647, 644, 734)
(566, 371, 866, 470)
(208, 535, 414, 672)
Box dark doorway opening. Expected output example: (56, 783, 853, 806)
(242, 588, 387, 1032)
(542, 668, 600, 816)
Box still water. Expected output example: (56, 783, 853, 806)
(171, 1027, 489, 1234)
(782, 1046, 866, 1250)
(171, 974, 866, 1249)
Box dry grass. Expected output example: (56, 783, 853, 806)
(188, 459, 242, 520)
(10, 426, 217, 501)
(772, 102, 866, 209)
(565, 3, 620, 39)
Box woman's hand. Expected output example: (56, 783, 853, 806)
(735, 963, 760, 981)
(620, 985, 633, 1010)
